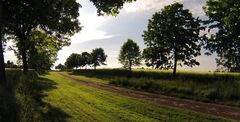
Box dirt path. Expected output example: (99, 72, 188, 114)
(58, 72, 240, 121)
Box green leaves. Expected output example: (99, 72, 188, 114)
(143, 3, 203, 73)
(119, 39, 141, 70)
(91, 48, 107, 69)
(204, 0, 240, 72)
(89, 0, 136, 16)
(65, 48, 107, 70)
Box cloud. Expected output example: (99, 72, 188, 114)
(122, 0, 182, 13)
(122, 0, 206, 18)
(71, 0, 117, 44)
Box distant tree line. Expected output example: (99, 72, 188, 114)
(56, 48, 107, 70)
(5, 60, 18, 69)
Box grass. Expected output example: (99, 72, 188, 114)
(71, 69, 240, 107)
(39, 72, 233, 121)
(0, 70, 41, 121)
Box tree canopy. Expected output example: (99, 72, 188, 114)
(91, 48, 107, 69)
(55, 64, 66, 71)
(90, 0, 136, 15)
(81, 52, 92, 69)
(65, 53, 81, 69)
(143, 3, 203, 76)
(2, 0, 81, 74)
(204, 0, 240, 72)
(119, 39, 141, 72)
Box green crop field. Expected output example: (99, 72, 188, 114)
(71, 69, 240, 107)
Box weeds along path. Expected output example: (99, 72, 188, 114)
(58, 72, 240, 121)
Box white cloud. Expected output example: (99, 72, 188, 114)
(71, 0, 117, 44)
(122, 0, 182, 13)
(122, 0, 206, 18)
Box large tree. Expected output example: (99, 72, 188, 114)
(91, 48, 107, 70)
(119, 39, 141, 73)
(143, 3, 203, 76)
(204, 0, 240, 72)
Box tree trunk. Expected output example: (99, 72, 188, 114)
(173, 53, 177, 77)
(0, 33, 6, 86)
(128, 60, 132, 77)
(21, 45, 28, 75)
(0, 0, 6, 86)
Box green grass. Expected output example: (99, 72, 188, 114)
(0, 70, 40, 121)
(71, 69, 240, 107)
(39, 72, 232, 121)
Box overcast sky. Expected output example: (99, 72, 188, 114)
(4, 0, 218, 71)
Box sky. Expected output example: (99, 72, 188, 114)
(4, 0, 218, 71)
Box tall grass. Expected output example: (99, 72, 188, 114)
(73, 69, 240, 107)
(0, 70, 41, 121)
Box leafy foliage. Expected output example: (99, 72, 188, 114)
(143, 3, 203, 76)
(55, 64, 66, 71)
(12, 30, 69, 73)
(65, 53, 81, 70)
(81, 52, 92, 68)
(2, 0, 81, 73)
(5, 60, 18, 68)
(204, 0, 240, 72)
(91, 48, 107, 69)
(89, 0, 136, 15)
(119, 39, 141, 71)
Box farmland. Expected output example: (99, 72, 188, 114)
(1, 70, 237, 121)
(71, 69, 240, 107)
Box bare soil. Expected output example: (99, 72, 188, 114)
(58, 72, 240, 121)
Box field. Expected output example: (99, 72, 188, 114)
(0, 70, 236, 121)
(71, 69, 240, 107)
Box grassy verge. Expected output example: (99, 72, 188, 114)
(0, 70, 41, 121)
(71, 69, 240, 107)
(40, 72, 232, 121)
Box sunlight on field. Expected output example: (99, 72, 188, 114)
(39, 72, 231, 122)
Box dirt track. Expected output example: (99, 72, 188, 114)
(58, 73, 240, 121)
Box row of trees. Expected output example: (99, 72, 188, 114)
(0, 0, 136, 86)
(119, 1, 240, 76)
(56, 48, 107, 70)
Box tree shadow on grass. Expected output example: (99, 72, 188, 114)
(36, 77, 72, 121)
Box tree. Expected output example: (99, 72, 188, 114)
(0, 0, 6, 85)
(203, 0, 240, 72)
(65, 53, 81, 70)
(55, 64, 66, 71)
(91, 48, 107, 70)
(119, 39, 141, 73)
(143, 3, 203, 77)
(12, 30, 69, 73)
(2, 0, 81, 74)
(81, 52, 92, 69)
